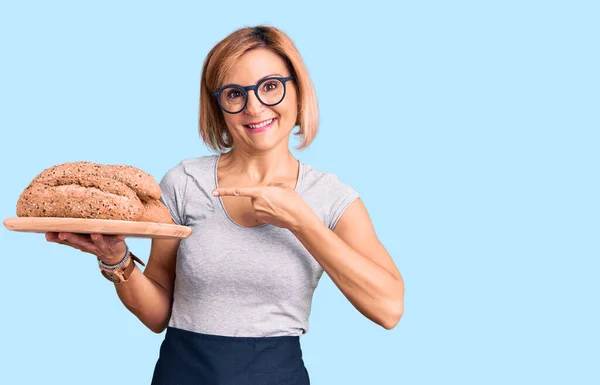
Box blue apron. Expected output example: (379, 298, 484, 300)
(151, 327, 311, 384)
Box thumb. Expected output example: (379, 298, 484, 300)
(267, 182, 287, 188)
(92, 233, 126, 242)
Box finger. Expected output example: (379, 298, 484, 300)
(90, 233, 126, 247)
(57, 240, 87, 252)
(58, 232, 97, 250)
(49, 235, 89, 253)
(91, 233, 127, 246)
(90, 233, 104, 245)
(212, 187, 262, 198)
(46, 232, 59, 242)
(114, 234, 126, 242)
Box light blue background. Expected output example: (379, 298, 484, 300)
(1, 1, 598, 384)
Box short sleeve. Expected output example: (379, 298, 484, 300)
(326, 174, 360, 231)
(159, 163, 188, 226)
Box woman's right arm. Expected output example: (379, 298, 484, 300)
(46, 232, 179, 334)
(113, 237, 179, 334)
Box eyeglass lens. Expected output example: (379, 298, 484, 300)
(219, 78, 285, 113)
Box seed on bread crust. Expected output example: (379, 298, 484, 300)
(138, 199, 174, 224)
(16, 184, 143, 220)
(31, 162, 161, 202)
(16, 161, 172, 223)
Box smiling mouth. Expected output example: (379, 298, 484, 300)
(244, 118, 275, 130)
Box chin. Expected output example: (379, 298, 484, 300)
(247, 136, 286, 153)
(240, 120, 294, 152)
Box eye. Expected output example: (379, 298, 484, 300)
(226, 89, 244, 100)
(262, 80, 280, 92)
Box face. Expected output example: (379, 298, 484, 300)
(218, 49, 298, 153)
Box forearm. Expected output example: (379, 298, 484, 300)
(112, 266, 172, 333)
(291, 214, 404, 329)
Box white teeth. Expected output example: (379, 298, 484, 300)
(247, 118, 274, 129)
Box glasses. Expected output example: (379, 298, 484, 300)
(213, 76, 295, 114)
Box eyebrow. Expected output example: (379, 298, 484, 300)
(222, 73, 284, 88)
(257, 73, 283, 82)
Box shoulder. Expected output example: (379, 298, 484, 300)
(158, 155, 218, 225)
(300, 162, 356, 194)
(300, 161, 360, 230)
(161, 155, 217, 184)
(160, 155, 218, 195)
(164, 155, 218, 177)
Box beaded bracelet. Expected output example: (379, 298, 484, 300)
(97, 244, 130, 271)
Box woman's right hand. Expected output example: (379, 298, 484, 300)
(45, 232, 128, 265)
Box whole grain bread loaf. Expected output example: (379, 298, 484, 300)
(16, 161, 173, 223)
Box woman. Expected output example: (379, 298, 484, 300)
(46, 25, 405, 384)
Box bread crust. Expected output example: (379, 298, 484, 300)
(31, 162, 161, 202)
(138, 199, 174, 224)
(16, 184, 143, 220)
(16, 162, 172, 223)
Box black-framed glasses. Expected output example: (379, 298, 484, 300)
(213, 76, 295, 114)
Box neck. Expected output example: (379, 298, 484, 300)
(219, 145, 298, 185)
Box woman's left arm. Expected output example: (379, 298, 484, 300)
(212, 185, 404, 330)
(291, 198, 404, 330)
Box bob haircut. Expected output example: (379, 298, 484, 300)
(199, 25, 319, 152)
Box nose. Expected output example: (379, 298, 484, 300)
(244, 90, 264, 115)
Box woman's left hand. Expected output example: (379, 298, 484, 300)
(212, 183, 313, 230)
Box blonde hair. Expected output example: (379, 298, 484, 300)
(199, 25, 319, 152)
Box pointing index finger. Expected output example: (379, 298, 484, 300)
(212, 186, 261, 198)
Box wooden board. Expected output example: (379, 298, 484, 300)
(3, 217, 192, 239)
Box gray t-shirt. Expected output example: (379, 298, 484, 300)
(159, 155, 359, 337)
